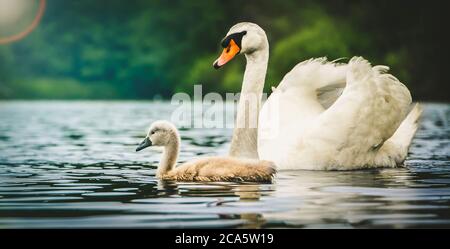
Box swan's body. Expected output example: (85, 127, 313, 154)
(214, 22, 422, 170)
(136, 121, 276, 182)
(259, 58, 421, 170)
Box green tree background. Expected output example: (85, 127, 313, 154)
(0, 0, 448, 101)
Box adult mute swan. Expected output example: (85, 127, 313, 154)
(213, 22, 422, 170)
(136, 120, 276, 182)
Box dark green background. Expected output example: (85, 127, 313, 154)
(0, 0, 448, 101)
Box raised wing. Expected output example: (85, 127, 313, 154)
(302, 57, 412, 168)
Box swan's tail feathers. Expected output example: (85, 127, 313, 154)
(387, 103, 423, 163)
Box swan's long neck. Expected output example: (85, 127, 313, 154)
(157, 134, 180, 177)
(229, 44, 269, 159)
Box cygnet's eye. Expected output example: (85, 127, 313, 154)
(150, 130, 156, 135)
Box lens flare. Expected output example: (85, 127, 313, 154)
(0, 0, 46, 45)
(0, 0, 28, 24)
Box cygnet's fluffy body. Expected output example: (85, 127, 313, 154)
(136, 120, 276, 182)
(162, 157, 275, 182)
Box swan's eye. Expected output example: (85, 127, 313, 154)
(150, 130, 155, 135)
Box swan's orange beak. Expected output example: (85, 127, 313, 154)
(213, 39, 240, 69)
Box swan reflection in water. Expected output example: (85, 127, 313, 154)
(151, 165, 437, 228)
(154, 180, 269, 228)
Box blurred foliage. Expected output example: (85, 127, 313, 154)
(0, 0, 448, 100)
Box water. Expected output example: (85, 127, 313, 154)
(0, 101, 449, 228)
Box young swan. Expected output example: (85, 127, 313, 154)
(136, 120, 276, 182)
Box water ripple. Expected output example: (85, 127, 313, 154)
(0, 101, 449, 228)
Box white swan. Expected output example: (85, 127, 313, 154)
(213, 22, 422, 170)
(136, 120, 276, 182)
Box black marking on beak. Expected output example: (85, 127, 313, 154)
(220, 31, 247, 48)
(213, 61, 221, 69)
(136, 137, 152, 152)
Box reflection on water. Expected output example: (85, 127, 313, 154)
(0, 101, 449, 228)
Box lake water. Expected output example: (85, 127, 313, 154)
(0, 101, 449, 228)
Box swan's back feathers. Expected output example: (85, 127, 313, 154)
(350, 56, 412, 141)
(278, 58, 347, 91)
(316, 82, 345, 109)
(259, 57, 348, 151)
(275, 57, 348, 110)
(162, 157, 276, 182)
(308, 56, 413, 168)
(259, 56, 417, 170)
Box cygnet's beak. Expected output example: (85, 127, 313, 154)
(136, 137, 152, 152)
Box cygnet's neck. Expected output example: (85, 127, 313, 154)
(229, 45, 269, 159)
(157, 133, 180, 177)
